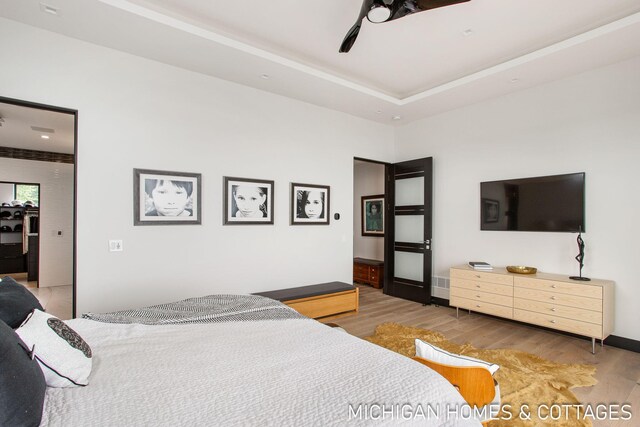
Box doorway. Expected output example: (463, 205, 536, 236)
(0, 96, 77, 319)
(353, 158, 387, 291)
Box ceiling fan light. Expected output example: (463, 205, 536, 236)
(367, 5, 391, 23)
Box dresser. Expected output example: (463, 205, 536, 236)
(450, 265, 614, 353)
(353, 258, 384, 289)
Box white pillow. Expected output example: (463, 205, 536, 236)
(415, 339, 499, 375)
(15, 309, 92, 387)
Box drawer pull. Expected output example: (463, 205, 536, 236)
(551, 284, 557, 288)
(476, 285, 481, 288)
(476, 304, 481, 308)
(550, 308, 556, 312)
(550, 296, 556, 300)
(475, 275, 481, 278)
(550, 320, 556, 324)
(476, 295, 481, 298)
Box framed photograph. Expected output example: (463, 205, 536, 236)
(224, 177, 274, 225)
(362, 195, 384, 236)
(133, 168, 201, 226)
(481, 198, 500, 224)
(290, 183, 330, 225)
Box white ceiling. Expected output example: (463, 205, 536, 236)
(1, 0, 640, 124)
(0, 102, 75, 154)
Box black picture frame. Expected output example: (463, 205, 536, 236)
(290, 183, 330, 225)
(133, 168, 201, 226)
(223, 177, 274, 225)
(481, 198, 500, 224)
(361, 195, 384, 236)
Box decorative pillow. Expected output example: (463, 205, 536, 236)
(0, 276, 44, 328)
(0, 319, 46, 427)
(16, 309, 92, 388)
(415, 339, 500, 375)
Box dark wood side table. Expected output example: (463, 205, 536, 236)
(353, 258, 384, 289)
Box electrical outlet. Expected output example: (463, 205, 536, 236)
(109, 240, 123, 252)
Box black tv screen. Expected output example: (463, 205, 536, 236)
(480, 173, 585, 232)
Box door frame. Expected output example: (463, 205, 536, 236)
(0, 96, 78, 317)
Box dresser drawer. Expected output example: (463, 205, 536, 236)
(451, 278, 513, 296)
(354, 263, 368, 275)
(514, 309, 603, 338)
(451, 296, 513, 318)
(451, 287, 513, 307)
(514, 286, 602, 312)
(286, 290, 358, 319)
(514, 298, 602, 324)
(514, 277, 602, 299)
(451, 268, 513, 286)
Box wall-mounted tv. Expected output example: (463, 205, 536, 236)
(480, 173, 585, 232)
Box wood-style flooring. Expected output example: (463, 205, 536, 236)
(331, 285, 640, 427)
(11, 272, 73, 320)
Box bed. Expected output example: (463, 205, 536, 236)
(11, 292, 482, 426)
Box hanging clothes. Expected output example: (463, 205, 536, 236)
(23, 210, 39, 254)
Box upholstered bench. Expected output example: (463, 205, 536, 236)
(254, 282, 359, 320)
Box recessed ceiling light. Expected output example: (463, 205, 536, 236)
(260, 74, 270, 79)
(41, 135, 50, 139)
(392, 115, 401, 121)
(39, 3, 59, 15)
(510, 78, 520, 83)
(376, 110, 382, 114)
(462, 29, 473, 36)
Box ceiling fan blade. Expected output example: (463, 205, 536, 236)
(339, 0, 375, 53)
(389, 0, 471, 21)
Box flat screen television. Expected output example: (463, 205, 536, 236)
(480, 173, 585, 232)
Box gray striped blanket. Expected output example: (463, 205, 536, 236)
(82, 294, 307, 325)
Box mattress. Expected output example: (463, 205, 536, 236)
(41, 317, 481, 426)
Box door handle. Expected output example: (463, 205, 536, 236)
(424, 239, 431, 250)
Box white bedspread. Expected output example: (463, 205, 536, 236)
(41, 318, 480, 426)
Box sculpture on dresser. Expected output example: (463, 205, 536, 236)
(569, 227, 591, 281)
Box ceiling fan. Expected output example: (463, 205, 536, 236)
(339, 0, 471, 53)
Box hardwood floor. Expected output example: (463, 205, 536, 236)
(10, 272, 73, 320)
(331, 285, 640, 427)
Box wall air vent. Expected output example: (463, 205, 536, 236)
(31, 126, 55, 133)
(39, 3, 59, 16)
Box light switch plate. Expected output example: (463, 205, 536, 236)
(109, 240, 123, 252)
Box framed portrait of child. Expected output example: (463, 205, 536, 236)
(290, 183, 330, 225)
(361, 195, 384, 236)
(223, 177, 274, 225)
(133, 168, 202, 225)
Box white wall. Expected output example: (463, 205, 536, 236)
(0, 159, 74, 287)
(395, 56, 640, 340)
(353, 160, 385, 260)
(0, 183, 13, 202)
(0, 18, 394, 314)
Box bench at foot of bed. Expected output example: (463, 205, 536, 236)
(254, 282, 359, 320)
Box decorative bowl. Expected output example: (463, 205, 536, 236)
(506, 265, 537, 274)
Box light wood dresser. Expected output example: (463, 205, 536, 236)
(450, 265, 614, 353)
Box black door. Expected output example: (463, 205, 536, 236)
(383, 157, 433, 304)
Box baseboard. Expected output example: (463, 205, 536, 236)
(604, 335, 640, 353)
(431, 296, 450, 307)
